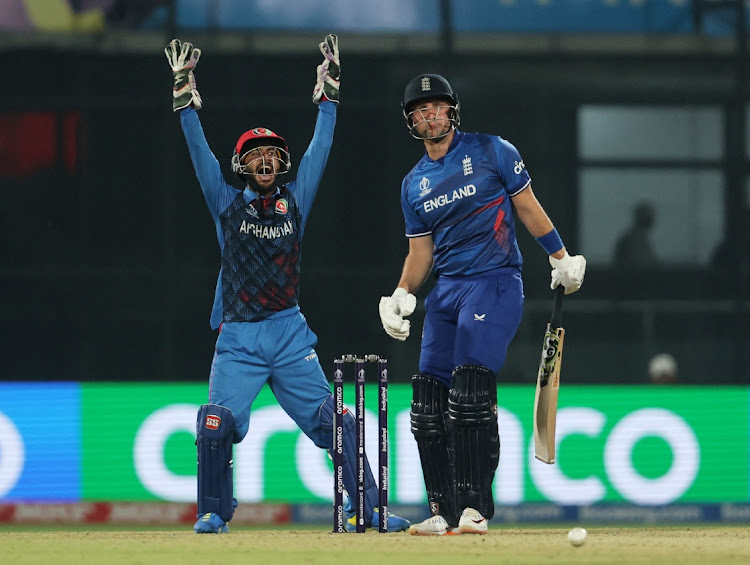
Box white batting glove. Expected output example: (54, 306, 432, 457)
(549, 251, 587, 295)
(378, 287, 417, 341)
(312, 34, 340, 104)
(165, 38, 202, 112)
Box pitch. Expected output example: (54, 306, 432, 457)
(2, 524, 748, 564)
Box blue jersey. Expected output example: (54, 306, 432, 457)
(180, 102, 336, 329)
(401, 130, 531, 276)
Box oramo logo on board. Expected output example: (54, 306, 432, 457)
(131, 401, 706, 507)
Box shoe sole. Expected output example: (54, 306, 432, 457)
(409, 528, 462, 536)
(194, 524, 229, 534)
(457, 525, 488, 534)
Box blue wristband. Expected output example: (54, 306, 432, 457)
(535, 228, 564, 255)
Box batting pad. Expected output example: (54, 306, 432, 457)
(410, 374, 459, 526)
(447, 365, 499, 519)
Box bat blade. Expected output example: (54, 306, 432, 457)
(533, 287, 565, 464)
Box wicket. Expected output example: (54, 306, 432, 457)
(332, 354, 388, 533)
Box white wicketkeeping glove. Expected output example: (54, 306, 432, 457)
(312, 34, 340, 104)
(378, 288, 417, 341)
(549, 251, 587, 295)
(164, 38, 202, 112)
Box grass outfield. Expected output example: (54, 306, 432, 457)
(1, 524, 748, 564)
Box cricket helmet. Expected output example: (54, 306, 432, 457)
(402, 73, 461, 139)
(231, 127, 291, 180)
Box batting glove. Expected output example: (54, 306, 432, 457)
(379, 287, 417, 341)
(549, 251, 587, 294)
(312, 34, 340, 104)
(165, 38, 202, 112)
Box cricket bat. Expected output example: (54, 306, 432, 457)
(532, 286, 565, 464)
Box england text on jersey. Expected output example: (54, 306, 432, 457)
(423, 184, 476, 213)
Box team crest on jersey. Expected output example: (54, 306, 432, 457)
(418, 176, 432, 197)
(275, 198, 288, 214)
(462, 155, 473, 176)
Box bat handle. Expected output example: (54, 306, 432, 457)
(551, 286, 564, 328)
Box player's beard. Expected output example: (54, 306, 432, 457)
(245, 175, 278, 196)
(245, 161, 278, 196)
(420, 119, 452, 142)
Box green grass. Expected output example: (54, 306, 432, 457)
(1, 524, 747, 565)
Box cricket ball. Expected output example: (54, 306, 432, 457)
(567, 527, 587, 547)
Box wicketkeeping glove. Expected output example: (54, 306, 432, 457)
(379, 287, 417, 341)
(549, 251, 587, 294)
(312, 34, 340, 104)
(164, 38, 202, 112)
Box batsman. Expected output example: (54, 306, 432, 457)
(165, 35, 409, 534)
(379, 74, 586, 535)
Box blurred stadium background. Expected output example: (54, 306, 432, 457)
(1, 0, 749, 527)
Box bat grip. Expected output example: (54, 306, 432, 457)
(551, 286, 564, 329)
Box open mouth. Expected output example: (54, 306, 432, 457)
(256, 165, 274, 181)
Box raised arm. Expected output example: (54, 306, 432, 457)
(179, 109, 227, 219)
(165, 38, 229, 220)
(294, 34, 340, 224)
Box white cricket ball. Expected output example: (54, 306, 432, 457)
(567, 527, 587, 547)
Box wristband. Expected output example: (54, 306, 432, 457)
(535, 228, 564, 255)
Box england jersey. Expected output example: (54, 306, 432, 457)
(401, 130, 531, 277)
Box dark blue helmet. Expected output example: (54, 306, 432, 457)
(402, 74, 460, 139)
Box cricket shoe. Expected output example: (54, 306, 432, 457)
(345, 507, 411, 532)
(408, 515, 460, 536)
(457, 507, 488, 534)
(193, 512, 229, 534)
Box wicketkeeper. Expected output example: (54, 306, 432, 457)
(165, 35, 409, 534)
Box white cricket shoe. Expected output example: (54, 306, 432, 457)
(457, 508, 488, 534)
(408, 515, 459, 536)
